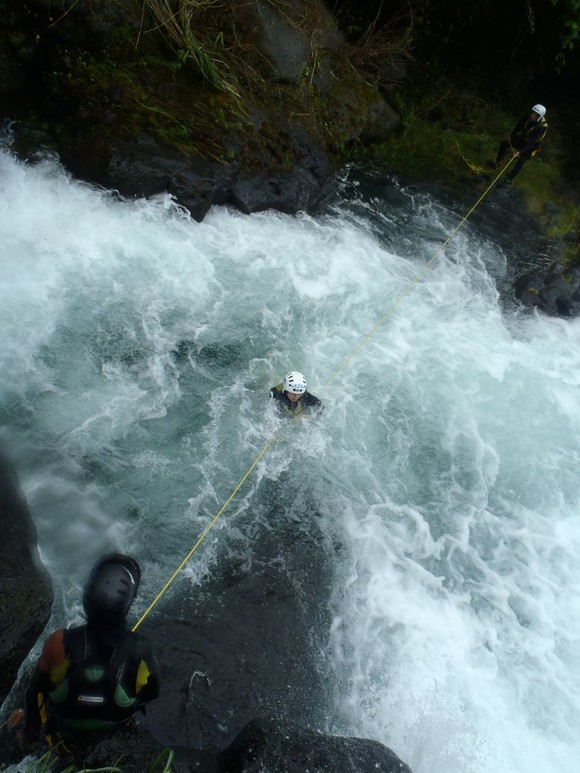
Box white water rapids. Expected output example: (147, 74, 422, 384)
(1, 148, 579, 773)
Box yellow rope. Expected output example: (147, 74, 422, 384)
(132, 440, 273, 630)
(320, 158, 513, 393)
(456, 142, 487, 175)
(133, 158, 513, 630)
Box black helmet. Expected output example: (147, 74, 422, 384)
(83, 553, 141, 626)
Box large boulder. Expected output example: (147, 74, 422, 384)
(138, 484, 411, 769)
(100, 127, 333, 220)
(106, 137, 238, 222)
(142, 488, 335, 751)
(234, 0, 344, 87)
(230, 123, 334, 214)
(218, 718, 413, 773)
(0, 452, 53, 705)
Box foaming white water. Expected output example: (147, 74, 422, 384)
(1, 149, 579, 771)
(320, 227, 580, 770)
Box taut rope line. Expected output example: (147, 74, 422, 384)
(133, 159, 512, 631)
(133, 440, 273, 631)
(320, 159, 512, 393)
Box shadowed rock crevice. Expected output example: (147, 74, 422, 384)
(0, 451, 53, 706)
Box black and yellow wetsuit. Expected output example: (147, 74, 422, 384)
(270, 383, 323, 418)
(25, 623, 160, 744)
(496, 113, 548, 180)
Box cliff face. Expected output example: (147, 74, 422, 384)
(0, 453, 53, 706)
(0, 0, 402, 220)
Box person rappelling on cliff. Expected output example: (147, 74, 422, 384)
(270, 371, 322, 418)
(486, 104, 548, 186)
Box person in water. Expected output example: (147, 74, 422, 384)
(487, 104, 548, 185)
(18, 553, 160, 752)
(270, 370, 322, 418)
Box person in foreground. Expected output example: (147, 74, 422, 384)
(487, 103, 548, 185)
(18, 553, 160, 753)
(270, 370, 322, 418)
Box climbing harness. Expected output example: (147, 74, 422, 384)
(133, 160, 512, 631)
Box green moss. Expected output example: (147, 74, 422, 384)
(42, 41, 246, 162)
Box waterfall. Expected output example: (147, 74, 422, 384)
(1, 149, 578, 773)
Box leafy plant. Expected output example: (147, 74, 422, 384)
(549, 0, 580, 70)
(142, 0, 240, 98)
(22, 745, 174, 772)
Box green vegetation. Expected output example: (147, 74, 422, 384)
(548, 0, 580, 70)
(24, 745, 174, 772)
(142, 0, 241, 99)
(345, 64, 579, 264)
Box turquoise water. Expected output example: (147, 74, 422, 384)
(1, 149, 579, 772)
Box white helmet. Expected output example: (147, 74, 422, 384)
(283, 371, 307, 394)
(531, 104, 546, 117)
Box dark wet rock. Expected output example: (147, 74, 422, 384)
(103, 126, 333, 219)
(144, 489, 335, 751)
(105, 138, 237, 222)
(0, 452, 53, 705)
(230, 170, 299, 214)
(515, 263, 580, 317)
(543, 201, 562, 216)
(218, 718, 413, 773)
(235, 0, 344, 88)
(254, 0, 312, 84)
(57, 722, 218, 773)
(227, 122, 334, 215)
(514, 271, 544, 308)
(231, 167, 322, 215)
(318, 73, 400, 147)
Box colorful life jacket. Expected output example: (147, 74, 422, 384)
(48, 625, 142, 733)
